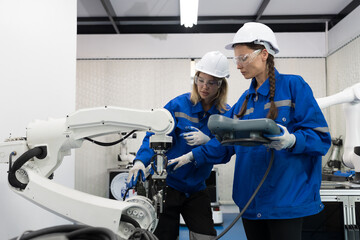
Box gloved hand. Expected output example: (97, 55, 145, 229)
(126, 160, 146, 188)
(181, 126, 210, 146)
(167, 152, 194, 171)
(264, 124, 296, 150)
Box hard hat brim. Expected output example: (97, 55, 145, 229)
(195, 68, 230, 78)
(225, 42, 235, 50)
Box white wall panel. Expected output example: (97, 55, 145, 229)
(77, 32, 326, 59)
(328, 5, 360, 55)
(275, 58, 327, 98)
(76, 59, 190, 195)
(0, 0, 76, 238)
(326, 37, 360, 142)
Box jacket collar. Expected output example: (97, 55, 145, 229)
(248, 68, 279, 97)
(192, 99, 218, 114)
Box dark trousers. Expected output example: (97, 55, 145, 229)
(154, 186, 217, 240)
(242, 217, 303, 240)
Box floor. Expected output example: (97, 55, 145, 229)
(179, 213, 247, 240)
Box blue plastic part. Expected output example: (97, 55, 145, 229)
(333, 170, 355, 177)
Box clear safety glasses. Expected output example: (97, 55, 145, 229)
(194, 76, 222, 88)
(232, 49, 262, 67)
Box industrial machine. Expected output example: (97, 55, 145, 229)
(1, 106, 174, 240)
(316, 82, 360, 183)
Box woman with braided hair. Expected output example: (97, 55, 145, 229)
(168, 22, 331, 240)
(127, 51, 231, 240)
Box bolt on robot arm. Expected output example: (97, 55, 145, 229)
(316, 83, 360, 182)
(1, 106, 174, 239)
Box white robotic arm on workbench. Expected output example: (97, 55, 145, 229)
(316, 83, 360, 180)
(1, 106, 174, 239)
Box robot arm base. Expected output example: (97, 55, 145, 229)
(351, 147, 360, 184)
(351, 172, 360, 184)
(344, 146, 360, 184)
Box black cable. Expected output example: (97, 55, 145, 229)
(8, 151, 16, 173)
(84, 130, 136, 147)
(10, 225, 88, 240)
(129, 228, 159, 240)
(214, 149, 275, 240)
(150, 153, 168, 175)
(11, 224, 159, 240)
(355, 146, 360, 156)
(65, 227, 117, 240)
(121, 214, 141, 228)
(123, 187, 132, 201)
(8, 146, 47, 189)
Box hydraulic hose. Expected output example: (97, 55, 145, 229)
(8, 146, 47, 190)
(214, 149, 275, 240)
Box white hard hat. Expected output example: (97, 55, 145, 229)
(225, 22, 280, 55)
(195, 51, 230, 78)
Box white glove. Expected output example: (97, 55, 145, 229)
(181, 126, 210, 146)
(167, 152, 194, 171)
(126, 160, 146, 188)
(264, 124, 296, 150)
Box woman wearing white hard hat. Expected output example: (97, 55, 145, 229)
(169, 22, 331, 240)
(127, 51, 230, 240)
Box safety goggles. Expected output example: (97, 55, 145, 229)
(232, 49, 262, 67)
(194, 76, 222, 88)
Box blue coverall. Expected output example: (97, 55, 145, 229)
(135, 92, 229, 239)
(192, 69, 331, 220)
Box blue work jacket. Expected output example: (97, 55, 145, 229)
(193, 69, 331, 219)
(135, 93, 229, 195)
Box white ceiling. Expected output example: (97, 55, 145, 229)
(77, 0, 358, 34)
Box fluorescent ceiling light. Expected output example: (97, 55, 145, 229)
(180, 0, 199, 28)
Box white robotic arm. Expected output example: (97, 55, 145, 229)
(316, 83, 360, 178)
(316, 82, 360, 109)
(1, 106, 174, 239)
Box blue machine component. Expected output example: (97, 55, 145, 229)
(333, 170, 355, 177)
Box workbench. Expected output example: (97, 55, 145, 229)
(303, 181, 360, 240)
